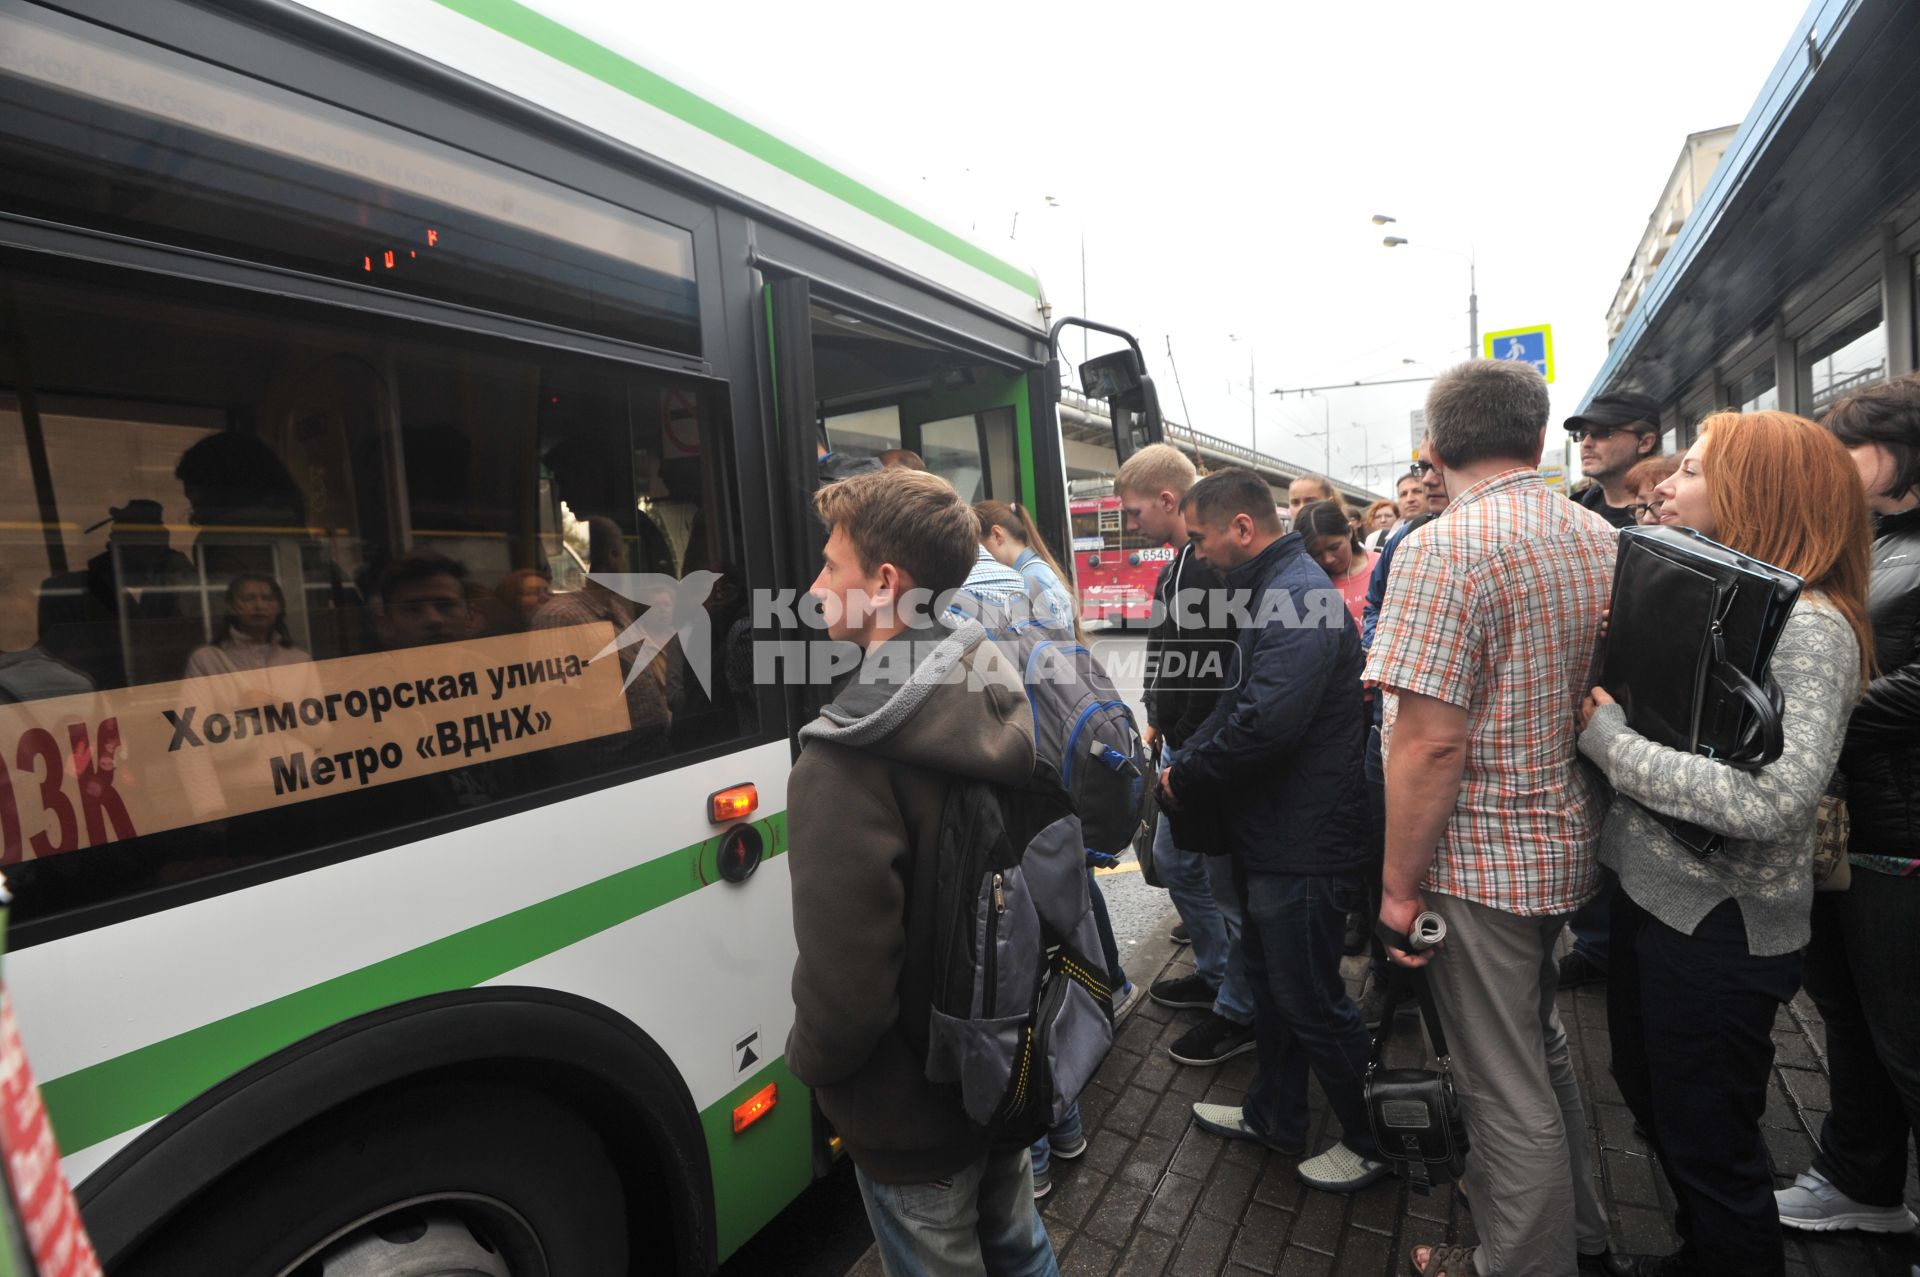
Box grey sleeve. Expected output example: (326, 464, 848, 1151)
(1577, 605, 1858, 843)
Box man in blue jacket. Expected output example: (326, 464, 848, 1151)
(1159, 468, 1386, 1194)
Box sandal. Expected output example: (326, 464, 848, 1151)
(1410, 1242, 1476, 1277)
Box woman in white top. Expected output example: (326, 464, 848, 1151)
(184, 574, 313, 678)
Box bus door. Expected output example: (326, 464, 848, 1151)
(760, 277, 1044, 711)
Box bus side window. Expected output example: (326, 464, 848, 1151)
(0, 268, 753, 926)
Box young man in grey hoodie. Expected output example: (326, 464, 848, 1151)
(785, 468, 1057, 1276)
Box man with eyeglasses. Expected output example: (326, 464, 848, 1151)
(1564, 392, 1664, 530)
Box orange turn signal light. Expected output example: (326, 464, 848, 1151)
(732, 1082, 777, 1134)
(708, 783, 758, 824)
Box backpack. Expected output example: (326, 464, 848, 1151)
(962, 589, 1152, 854)
(903, 774, 1115, 1144)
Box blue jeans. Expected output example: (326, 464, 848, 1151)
(857, 1146, 1059, 1277)
(1153, 815, 1254, 1023)
(1568, 875, 1613, 968)
(1029, 1102, 1084, 1175)
(1236, 866, 1379, 1158)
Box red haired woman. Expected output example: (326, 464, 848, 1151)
(1577, 411, 1874, 1276)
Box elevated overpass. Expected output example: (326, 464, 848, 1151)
(1056, 389, 1383, 506)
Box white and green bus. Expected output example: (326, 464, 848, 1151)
(0, 1, 1161, 1272)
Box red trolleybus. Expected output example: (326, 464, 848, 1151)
(1069, 495, 1170, 625)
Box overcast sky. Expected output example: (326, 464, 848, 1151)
(547, 0, 1812, 495)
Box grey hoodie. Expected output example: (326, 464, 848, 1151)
(786, 619, 1036, 1183)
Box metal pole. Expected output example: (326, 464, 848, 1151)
(1323, 397, 1331, 477)
(1080, 233, 1088, 367)
(1250, 349, 1257, 457)
(1468, 254, 1480, 359)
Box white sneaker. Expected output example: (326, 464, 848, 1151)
(1774, 1169, 1916, 1233)
(1296, 1141, 1392, 1193)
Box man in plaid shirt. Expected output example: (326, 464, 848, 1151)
(1366, 361, 1619, 1277)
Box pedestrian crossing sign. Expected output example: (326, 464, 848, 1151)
(1484, 325, 1555, 383)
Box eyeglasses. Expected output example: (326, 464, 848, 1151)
(1628, 499, 1664, 520)
(1410, 460, 1435, 476)
(1567, 424, 1650, 442)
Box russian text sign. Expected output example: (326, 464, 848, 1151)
(0, 624, 630, 864)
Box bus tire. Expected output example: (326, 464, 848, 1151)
(116, 1078, 629, 1277)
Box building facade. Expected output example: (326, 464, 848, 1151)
(1583, 0, 1919, 452)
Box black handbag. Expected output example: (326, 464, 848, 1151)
(1599, 525, 1803, 857)
(1364, 957, 1469, 1195)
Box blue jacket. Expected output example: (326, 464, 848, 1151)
(1170, 532, 1370, 876)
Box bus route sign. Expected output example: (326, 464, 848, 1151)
(1484, 325, 1555, 383)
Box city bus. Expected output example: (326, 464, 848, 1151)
(1068, 495, 1168, 625)
(0, 2, 1156, 1271)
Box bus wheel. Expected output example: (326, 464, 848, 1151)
(119, 1081, 630, 1277)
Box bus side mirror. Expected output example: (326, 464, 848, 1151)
(1049, 320, 1165, 463)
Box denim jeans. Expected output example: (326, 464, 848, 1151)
(857, 1145, 1059, 1277)
(1029, 1101, 1084, 1176)
(1234, 866, 1378, 1157)
(1567, 876, 1613, 968)
(1152, 814, 1254, 1023)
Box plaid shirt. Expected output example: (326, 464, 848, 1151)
(1365, 469, 1617, 916)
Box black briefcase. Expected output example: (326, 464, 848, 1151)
(1599, 526, 1803, 855)
(1364, 963, 1468, 1195)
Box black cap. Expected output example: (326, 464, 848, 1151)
(1565, 391, 1662, 433)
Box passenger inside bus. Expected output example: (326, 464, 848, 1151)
(0, 265, 753, 923)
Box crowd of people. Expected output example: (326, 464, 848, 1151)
(779, 361, 1920, 1277)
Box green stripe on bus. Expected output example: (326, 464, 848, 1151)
(429, 0, 1041, 298)
(700, 1055, 813, 1261)
(38, 812, 788, 1155)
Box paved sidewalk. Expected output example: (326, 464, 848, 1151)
(845, 905, 1916, 1275)
(1027, 911, 1917, 1277)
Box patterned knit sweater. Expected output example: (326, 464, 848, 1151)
(1577, 596, 1860, 956)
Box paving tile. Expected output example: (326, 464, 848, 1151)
(1763, 1075, 1803, 1130)
(1275, 1247, 1336, 1276)
(1083, 1183, 1153, 1248)
(1044, 1155, 1112, 1231)
(1106, 1086, 1161, 1141)
(1169, 1127, 1223, 1182)
(1086, 1131, 1134, 1175)
(1148, 1090, 1199, 1142)
(1765, 1126, 1816, 1179)
(1344, 1176, 1401, 1235)
(1779, 1066, 1832, 1114)
(1603, 1148, 1662, 1207)
(1119, 1135, 1179, 1193)
(1256, 1151, 1313, 1214)
(1196, 1156, 1260, 1222)
(1333, 1228, 1395, 1276)
(1287, 1189, 1348, 1255)
(1773, 1031, 1820, 1071)
(1169, 1214, 1236, 1277)
(1226, 1201, 1292, 1273)
(1062, 1233, 1121, 1277)
(1140, 1172, 1205, 1237)
(1113, 1229, 1177, 1277)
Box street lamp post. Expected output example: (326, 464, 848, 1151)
(1375, 214, 1479, 359)
(1229, 334, 1258, 456)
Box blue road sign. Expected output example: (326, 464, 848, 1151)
(1483, 324, 1555, 382)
